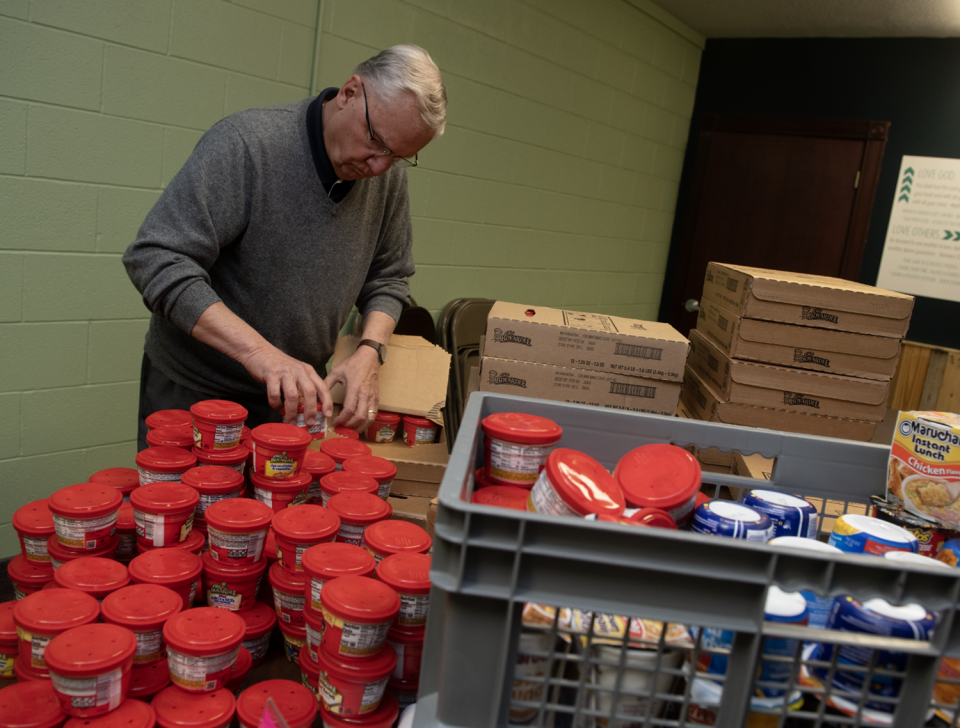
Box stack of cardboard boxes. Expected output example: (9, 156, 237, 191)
(682, 263, 915, 442)
(478, 301, 689, 416)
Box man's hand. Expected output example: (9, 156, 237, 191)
(324, 344, 380, 430)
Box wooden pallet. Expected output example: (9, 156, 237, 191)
(889, 341, 960, 412)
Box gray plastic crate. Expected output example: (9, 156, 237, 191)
(413, 393, 960, 728)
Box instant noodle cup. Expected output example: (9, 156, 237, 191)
(152, 685, 236, 728)
(343, 456, 397, 500)
(376, 554, 430, 630)
(7, 555, 54, 600)
(301, 543, 376, 615)
(128, 550, 202, 612)
(131, 484, 198, 549)
(101, 585, 182, 666)
(251, 424, 311, 479)
(327, 492, 392, 546)
(272, 504, 340, 573)
(163, 608, 244, 694)
(315, 643, 396, 716)
(192, 444, 249, 476)
(135, 447, 197, 486)
(614, 444, 701, 527)
(471, 486, 529, 511)
(13, 500, 55, 566)
(224, 646, 251, 696)
(47, 535, 119, 570)
(528, 449, 625, 519)
(304, 450, 336, 505)
(116, 503, 137, 563)
(182, 466, 244, 524)
(296, 402, 327, 441)
(0, 682, 66, 728)
(135, 528, 204, 557)
(319, 576, 399, 660)
(871, 495, 954, 559)
(145, 410, 192, 431)
(127, 658, 170, 702)
(828, 513, 919, 555)
(319, 472, 379, 507)
(190, 400, 247, 452)
(300, 645, 319, 697)
(324, 692, 399, 728)
(268, 562, 305, 626)
(0, 602, 18, 679)
(385, 625, 423, 682)
(401, 416, 437, 447)
(63, 698, 155, 728)
(364, 411, 401, 444)
(203, 498, 272, 565)
(319, 439, 371, 471)
(147, 425, 195, 451)
(49, 484, 122, 552)
(236, 680, 317, 728)
(45, 624, 136, 717)
(481, 413, 562, 487)
(89, 467, 140, 502)
(238, 602, 275, 667)
(250, 471, 310, 513)
(278, 621, 306, 664)
(200, 552, 266, 613)
(54, 557, 130, 602)
(333, 427, 360, 440)
(362, 521, 431, 563)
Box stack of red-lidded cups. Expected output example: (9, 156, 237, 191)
(250, 423, 313, 512)
(46, 483, 123, 573)
(200, 498, 273, 613)
(295, 399, 328, 442)
(190, 401, 250, 502)
(9, 500, 56, 597)
(12, 588, 100, 683)
(87, 469, 140, 563)
(319, 438, 371, 472)
(303, 449, 336, 505)
(343, 455, 398, 500)
(182, 464, 245, 552)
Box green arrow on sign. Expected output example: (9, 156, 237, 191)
(905, 167, 916, 175)
(899, 194, 910, 202)
(945, 231, 954, 240)
(903, 175, 914, 185)
(901, 184, 911, 193)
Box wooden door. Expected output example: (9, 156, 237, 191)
(665, 116, 889, 335)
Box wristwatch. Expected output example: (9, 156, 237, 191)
(359, 339, 387, 365)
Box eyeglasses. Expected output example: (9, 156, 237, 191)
(360, 80, 418, 168)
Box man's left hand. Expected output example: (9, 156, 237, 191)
(325, 344, 381, 430)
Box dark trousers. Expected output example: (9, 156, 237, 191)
(137, 353, 281, 451)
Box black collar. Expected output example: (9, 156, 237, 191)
(306, 87, 355, 203)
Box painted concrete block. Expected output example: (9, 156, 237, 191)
(97, 187, 162, 254)
(233, 0, 318, 27)
(162, 127, 203, 188)
(0, 99, 27, 174)
(0, 322, 89, 392)
(0, 253, 22, 323)
(23, 253, 145, 321)
(88, 319, 150, 384)
(0, 393, 20, 459)
(224, 75, 307, 117)
(0, 450, 90, 517)
(0, 178, 98, 252)
(278, 21, 314, 87)
(31, 0, 172, 52)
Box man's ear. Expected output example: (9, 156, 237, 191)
(335, 75, 362, 110)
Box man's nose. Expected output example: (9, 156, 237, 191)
(367, 154, 393, 176)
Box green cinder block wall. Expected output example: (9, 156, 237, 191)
(0, 0, 702, 555)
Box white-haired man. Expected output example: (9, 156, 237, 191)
(124, 46, 446, 448)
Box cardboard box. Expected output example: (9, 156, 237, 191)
(386, 493, 432, 529)
(479, 356, 681, 416)
(390, 478, 440, 499)
(681, 366, 877, 442)
(483, 301, 688, 382)
(687, 329, 889, 422)
(701, 262, 915, 338)
(696, 299, 900, 381)
(731, 451, 775, 481)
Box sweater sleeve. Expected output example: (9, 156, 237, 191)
(122, 120, 252, 334)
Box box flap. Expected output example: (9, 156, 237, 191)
(738, 319, 901, 359)
(309, 436, 447, 483)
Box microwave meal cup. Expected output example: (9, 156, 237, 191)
(14, 653, 50, 682)
(481, 412, 562, 487)
(49, 484, 122, 552)
(238, 601, 276, 667)
(224, 646, 252, 695)
(303, 450, 336, 505)
(296, 403, 327, 441)
(342, 456, 397, 500)
(147, 424, 195, 451)
(127, 657, 170, 702)
(47, 534, 119, 570)
(268, 562, 305, 626)
(321, 691, 398, 728)
(190, 400, 247, 452)
(614, 444, 701, 527)
(319, 472, 379, 507)
(401, 416, 437, 447)
(236, 680, 317, 728)
(7, 555, 54, 600)
(203, 498, 273, 565)
(192, 444, 249, 475)
(128, 549, 202, 612)
(0, 681, 67, 728)
(386, 624, 424, 682)
(319, 576, 399, 660)
(362, 521, 431, 563)
(251, 424, 311, 479)
(319, 439, 371, 471)
(376, 553, 431, 630)
(272, 504, 340, 573)
(315, 642, 396, 716)
(200, 551, 266, 613)
(278, 621, 306, 664)
(327, 492, 392, 547)
(63, 698, 155, 728)
(145, 409, 192, 431)
(135, 528, 204, 557)
(527, 449, 625, 519)
(135, 447, 197, 486)
(53, 557, 130, 602)
(101, 584, 182, 666)
(163, 608, 245, 693)
(151, 684, 236, 728)
(250, 471, 311, 513)
(131, 484, 198, 549)
(0, 602, 18, 679)
(88, 467, 139, 502)
(364, 411, 401, 444)
(182, 466, 245, 522)
(13, 500, 55, 566)
(301, 543, 376, 614)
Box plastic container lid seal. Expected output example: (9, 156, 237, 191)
(63, 698, 155, 728)
(542, 449, 625, 517)
(88, 468, 140, 492)
(131, 483, 199, 514)
(327, 492, 392, 525)
(199, 551, 267, 580)
(49, 484, 123, 519)
(320, 575, 400, 623)
(0, 601, 17, 643)
(481, 412, 562, 444)
(181, 466, 244, 494)
(101, 584, 182, 631)
(162, 607, 245, 657)
(12, 500, 55, 537)
(190, 400, 248, 424)
(251, 423, 311, 449)
(614, 444, 701, 510)
(135, 447, 197, 474)
(127, 659, 170, 700)
(319, 439, 372, 463)
(151, 685, 236, 728)
(239, 601, 276, 640)
(128, 549, 202, 585)
(376, 553, 431, 594)
(148, 425, 195, 449)
(627, 507, 678, 529)
(204, 498, 273, 532)
(7, 555, 54, 586)
(304, 450, 336, 476)
(235, 680, 317, 728)
(319, 472, 379, 497)
(0, 682, 66, 728)
(145, 410, 192, 430)
(192, 445, 249, 466)
(471, 486, 528, 510)
(364, 521, 431, 555)
(250, 470, 312, 493)
(271, 504, 340, 542)
(301, 543, 376, 580)
(315, 640, 397, 681)
(44, 623, 137, 677)
(54, 557, 130, 595)
(342, 456, 398, 482)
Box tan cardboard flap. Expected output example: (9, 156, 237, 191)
(390, 479, 440, 499)
(386, 494, 432, 528)
(309, 434, 448, 483)
(330, 334, 450, 426)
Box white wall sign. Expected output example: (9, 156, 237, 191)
(877, 155, 960, 303)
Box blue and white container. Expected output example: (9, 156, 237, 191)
(883, 550, 952, 569)
(690, 501, 774, 542)
(769, 536, 843, 629)
(743, 490, 818, 539)
(758, 586, 808, 698)
(828, 514, 918, 556)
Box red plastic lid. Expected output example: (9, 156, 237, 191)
(327, 492, 392, 525)
(7, 555, 53, 586)
(54, 557, 130, 595)
(364, 521, 431, 556)
(250, 470, 312, 493)
(0, 682, 66, 728)
(0, 601, 17, 642)
(333, 427, 360, 440)
(315, 641, 397, 681)
(200, 551, 267, 580)
(47, 534, 119, 564)
(135, 447, 197, 474)
(162, 607, 245, 657)
(388, 623, 426, 644)
(89, 467, 140, 493)
(227, 645, 252, 687)
(131, 483, 199, 515)
(376, 553, 431, 594)
(319, 438, 372, 463)
(319, 471, 379, 497)
(64, 698, 155, 728)
(320, 575, 400, 623)
(319, 692, 398, 728)
(268, 561, 305, 594)
(45, 623, 136, 677)
(145, 409, 192, 430)
(401, 415, 434, 428)
(128, 549, 202, 586)
(192, 444, 249, 467)
(117, 502, 136, 532)
(303, 449, 336, 477)
(12, 500, 55, 537)
(152, 685, 236, 728)
(136, 528, 204, 556)
(190, 400, 248, 425)
(628, 507, 678, 529)
(471, 486, 529, 510)
(387, 677, 417, 693)
(181, 465, 244, 494)
(481, 412, 562, 445)
(235, 680, 317, 728)
(128, 659, 170, 700)
(251, 423, 311, 450)
(13, 655, 48, 683)
(48, 483, 122, 519)
(343, 455, 398, 483)
(239, 601, 276, 640)
(272, 504, 340, 543)
(614, 444, 702, 511)
(204, 497, 273, 533)
(300, 542, 376, 581)
(373, 411, 402, 424)
(475, 468, 499, 489)
(264, 530, 278, 562)
(147, 424, 194, 449)
(101, 584, 182, 631)
(277, 620, 305, 640)
(544, 449, 625, 517)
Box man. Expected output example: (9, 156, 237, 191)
(123, 46, 446, 450)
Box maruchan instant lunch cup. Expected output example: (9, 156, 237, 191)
(365, 411, 401, 444)
(376, 553, 431, 630)
(13, 500, 55, 566)
(481, 412, 562, 487)
(236, 680, 317, 728)
(7, 555, 54, 600)
(204, 498, 273, 565)
(152, 685, 235, 728)
(127, 658, 170, 702)
(690, 501, 774, 541)
(192, 444, 249, 476)
(131, 484, 198, 549)
(49, 483, 122, 552)
(64, 698, 155, 728)
(296, 403, 327, 441)
(163, 608, 245, 693)
(527, 449, 625, 519)
(238, 601, 276, 667)
(471, 486, 529, 511)
(268, 562, 305, 626)
(828, 513, 919, 555)
(128, 549, 202, 612)
(13, 590, 100, 674)
(53, 557, 130, 601)
(225, 646, 252, 696)
(116, 503, 137, 563)
(401, 416, 437, 447)
(319, 472, 379, 507)
(145, 409, 192, 431)
(45, 624, 136, 717)
(385, 625, 423, 683)
(342, 456, 397, 500)
(251, 424, 311, 479)
(363, 521, 431, 563)
(304, 450, 337, 505)
(614, 444, 701, 527)
(47, 535, 119, 570)
(301, 543, 376, 614)
(251, 471, 311, 513)
(278, 621, 306, 664)
(319, 576, 399, 660)
(135, 447, 197, 486)
(0, 602, 17, 679)
(88, 467, 140, 502)
(147, 424, 195, 451)
(182, 466, 245, 522)
(315, 642, 396, 716)
(743, 489, 819, 540)
(201, 551, 266, 613)
(320, 438, 371, 470)
(327, 492, 392, 546)
(272, 504, 340, 572)
(0, 681, 67, 728)
(101, 584, 182, 666)
(190, 400, 248, 452)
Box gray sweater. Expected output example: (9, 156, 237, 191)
(123, 98, 414, 397)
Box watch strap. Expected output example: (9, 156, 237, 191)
(359, 339, 385, 364)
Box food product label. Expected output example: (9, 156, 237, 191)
(133, 628, 165, 663)
(296, 412, 326, 437)
(116, 533, 137, 558)
(52, 512, 118, 550)
(188, 579, 198, 608)
(13, 586, 27, 601)
(195, 488, 243, 517)
(208, 526, 265, 563)
(317, 671, 387, 714)
(263, 452, 297, 479)
(287, 542, 309, 570)
(829, 518, 915, 555)
(243, 633, 271, 663)
(405, 426, 436, 446)
(364, 546, 386, 564)
(21, 536, 50, 563)
(138, 468, 183, 486)
(50, 667, 123, 711)
(374, 425, 396, 443)
(336, 522, 367, 547)
(17, 627, 54, 668)
(207, 581, 243, 611)
(302, 671, 318, 697)
(528, 471, 581, 517)
(376, 479, 393, 499)
(307, 480, 323, 503)
(305, 621, 322, 661)
(309, 578, 328, 611)
(135, 510, 193, 547)
(50, 556, 64, 570)
(273, 589, 305, 624)
(214, 423, 244, 449)
(167, 647, 238, 691)
(322, 607, 391, 657)
(388, 640, 405, 678)
(488, 438, 551, 484)
(282, 633, 305, 663)
(397, 592, 430, 627)
(0, 652, 13, 678)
